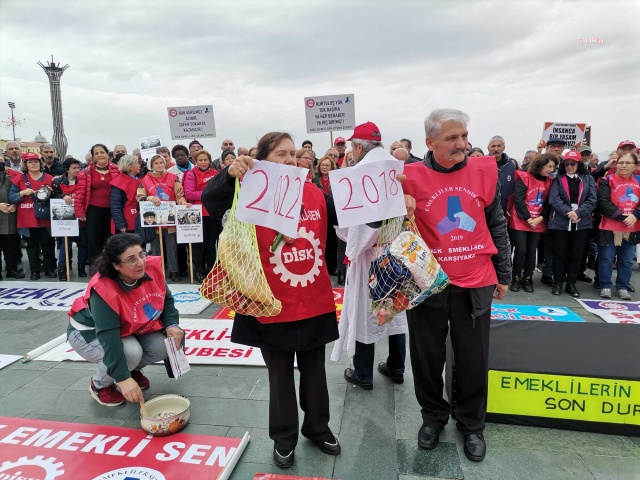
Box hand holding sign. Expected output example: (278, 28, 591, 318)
(235, 160, 308, 238)
(329, 155, 406, 228)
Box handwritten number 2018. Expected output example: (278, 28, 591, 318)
(340, 170, 399, 211)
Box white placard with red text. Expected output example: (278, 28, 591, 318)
(329, 154, 406, 228)
(234, 160, 307, 238)
(33, 319, 266, 366)
(0, 416, 248, 480)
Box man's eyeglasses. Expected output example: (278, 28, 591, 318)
(121, 250, 147, 265)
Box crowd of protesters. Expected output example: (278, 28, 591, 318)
(0, 133, 638, 299)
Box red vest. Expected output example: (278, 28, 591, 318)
(141, 172, 178, 202)
(402, 157, 499, 288)
(190, 168, 218, 216)
(11, 173, 53, 229)
(254, 183, 336, 324)
(600, 174, 640, 232)
(59, 181, 77, 197)
(68, 257, 167, 336)
(110, 174, 139, 233)
(508, 171, 551, 232)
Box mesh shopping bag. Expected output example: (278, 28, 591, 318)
(369, 217, 449, 324)
(200, 178, 282, 317)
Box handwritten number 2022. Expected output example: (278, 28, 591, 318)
(340, 170, 399, 211)
(246, 170, 302, 219)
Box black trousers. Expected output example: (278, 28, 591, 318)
(0, 233, 20, 272)
(193, 216, 221, 275)
(408, 289, 491, 435)
(336, 238, 347, 275)
(511, 230, 542, 280)
(550, 229, 590, 285)
(261, 344, 334, 450)
(85, 205, 112, 266)
(27, 227, 56, 272)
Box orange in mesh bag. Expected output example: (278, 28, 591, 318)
(199, 179, 282, 317)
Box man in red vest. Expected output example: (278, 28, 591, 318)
(401, 108, 511, 463)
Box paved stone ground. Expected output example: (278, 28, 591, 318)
(0, 263, 639, 479)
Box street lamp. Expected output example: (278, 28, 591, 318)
(8, 102, 16, 141)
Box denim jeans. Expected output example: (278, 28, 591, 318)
(353, 334, 406, 383)
(598, 240, 636, 290)
(68, 330, 168, 388)
(57, 227, 88, 268)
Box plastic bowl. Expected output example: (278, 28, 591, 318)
(140, 394, 190, 436)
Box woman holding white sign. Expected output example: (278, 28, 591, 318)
(137, 154, 189, 282)
(202, 132, 341, 469)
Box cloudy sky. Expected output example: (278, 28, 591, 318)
(1, 0, 638, 161)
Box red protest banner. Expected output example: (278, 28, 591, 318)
(0, 416, 248, 480)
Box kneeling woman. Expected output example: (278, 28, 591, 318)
(202, 132, 340, 469)
(67, 233, 184, 406)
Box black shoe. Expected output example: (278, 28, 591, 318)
(30, 272, 40, 280)
(464, 433, 486, 462)
(593, 279, 600, 289)
(195, 272, 206, 283)
(315, 437, 341, 455)
(45, 269, 57, 278)
(273, 448, 294, 469)
(541, 275, 554, 286)
(509, 277, 521, 292)
(418, 425, 441, 450)
(337, 271, 345, 286)
(522, 277, 534, 293)
(169, 272, 181, 282)
(586, 256, 596, 270)
(78, 264, 87, 277)
(58, 268, 67, 281)
(628, 284, 636, 293)
(377, 362, 404, 384)
(6, 270, 25, 279)
(577, 272, 592, 282)
(565, 284, 580, 297)
(179, 270, 188, 278)
(552, 283, 562, 295)
(344, 368, 372, 390)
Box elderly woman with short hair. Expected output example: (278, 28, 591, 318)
(110, 155, 142, 234)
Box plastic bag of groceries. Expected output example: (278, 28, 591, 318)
(200, 178, 282, 317)
(368, 217, 449, 325)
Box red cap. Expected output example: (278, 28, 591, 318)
(347, 122, 382, 142)
(22, 152, 40, 161)
(563, 150, 581, 162)
(617, 140, 637, 150)
(334, 137, 346, 145)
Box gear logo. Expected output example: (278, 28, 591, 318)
(270, 227, 323, 287)
(0, 455, 64, 480)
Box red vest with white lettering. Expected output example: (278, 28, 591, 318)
(402, 157, 498, 288)
(508, 171, 551, 232)
(11, 173, 53, 229)
(255, 182, 336, 324)
(599, 174, 640, 232)
(190, 168, 218, 216)
(110, 174, 139, 233)
(141, 172, 178, 201)
(68, 256, 166, 336)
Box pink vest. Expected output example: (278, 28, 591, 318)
(402, 157, 499, 288)
(599, 174, 640, 232)
(508, 171, 551, 232)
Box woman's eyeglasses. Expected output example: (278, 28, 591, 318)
(121, 250, 147, 265)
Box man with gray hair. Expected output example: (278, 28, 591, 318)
(521, 150, 537, 171)
(113, 144, 127, 157)
(40, 143, 64, 176)
(4, 141, 23, 172)
(488, 135, 517, 214)
(401, 108, 511, 462)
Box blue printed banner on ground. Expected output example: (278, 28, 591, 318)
(575, 299, 640, 324)
(0, 282, 210, 314)
(491, 304, 584, 322)
(0, 416, 248, 479)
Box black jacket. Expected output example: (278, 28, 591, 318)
(42, 158, 64, 176)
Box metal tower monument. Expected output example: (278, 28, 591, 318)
(38, 56, 69, 159)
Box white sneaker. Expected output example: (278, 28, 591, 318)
(618, 289, 631, 300)
(600, 288, 612, 299)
